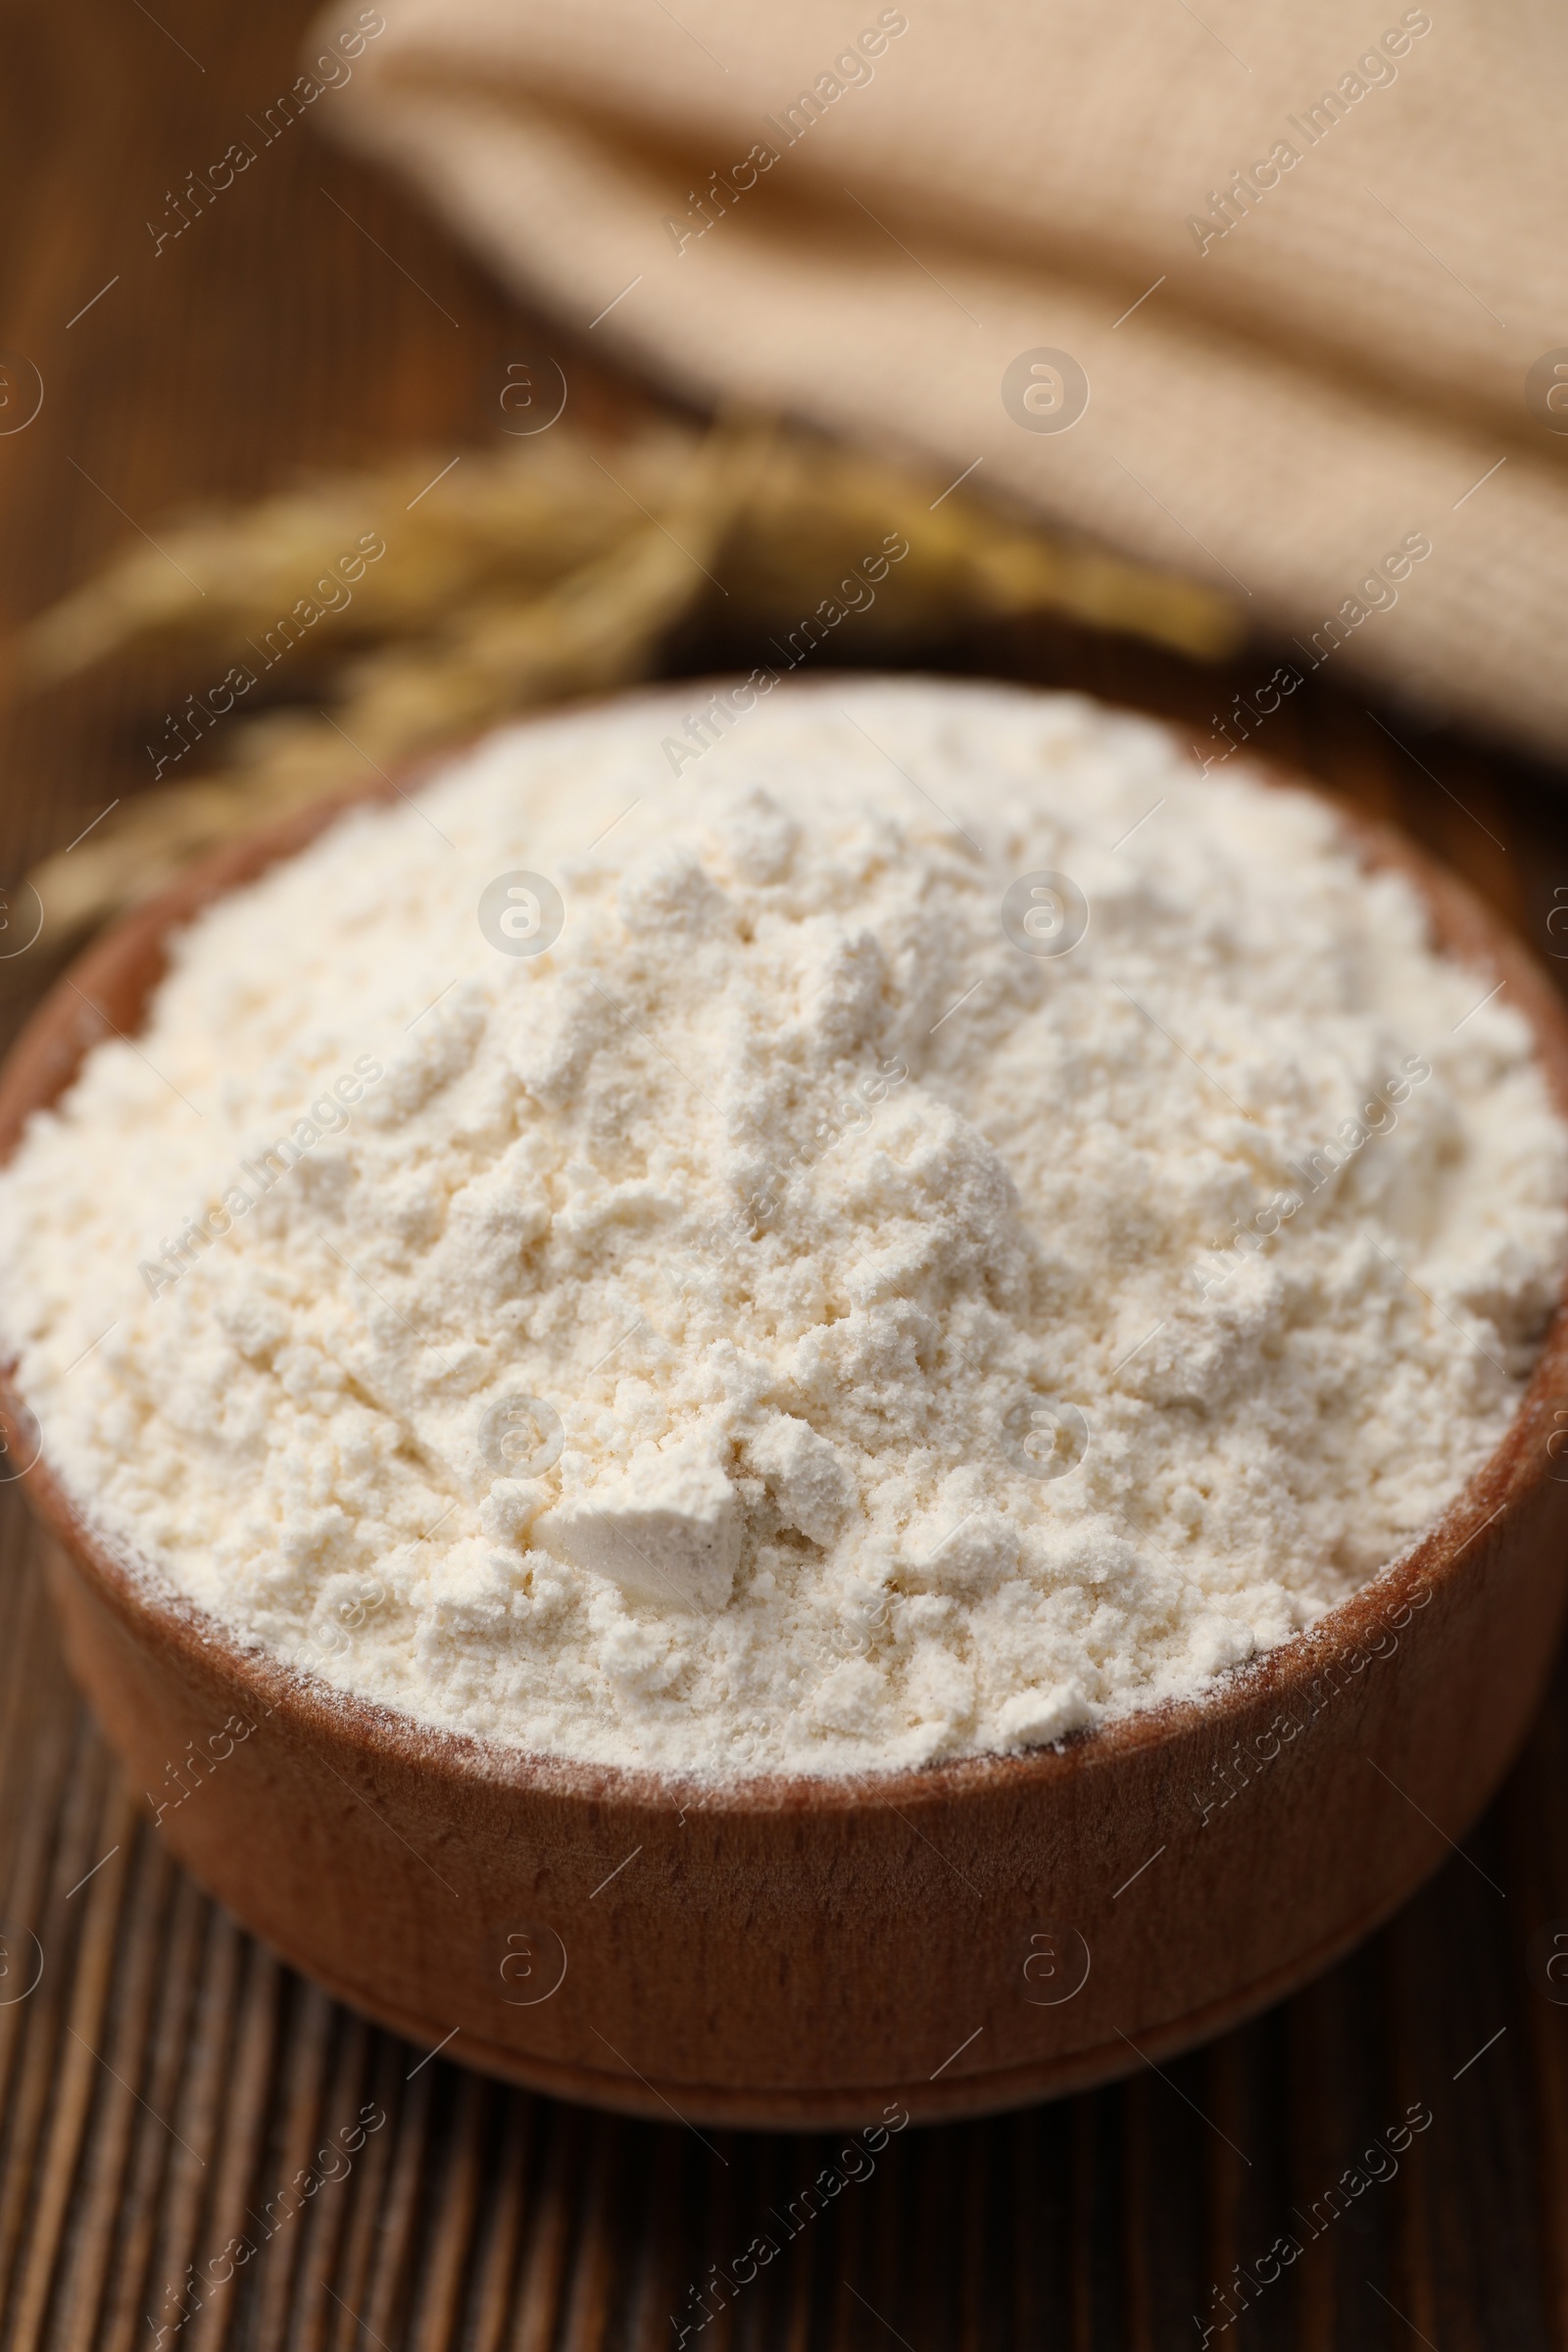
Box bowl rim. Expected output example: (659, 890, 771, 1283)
(3, 668, 1567, 1819)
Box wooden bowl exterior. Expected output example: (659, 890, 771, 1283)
(3, 687, 1567, 2129)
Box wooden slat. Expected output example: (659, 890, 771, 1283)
(0, 1729, 111, 2328)
(9, 1784, 136, 2352)
(322, 2035, 406, 2352)
(46, 1829, 178, 2352)
(96, 1871, 215, 2352)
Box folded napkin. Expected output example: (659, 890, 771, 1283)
(316, 0, 1568, 756)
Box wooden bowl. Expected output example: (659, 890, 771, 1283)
(3, 699, 1568, 2130)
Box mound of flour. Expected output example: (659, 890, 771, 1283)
(2, 677, 1564, 1776)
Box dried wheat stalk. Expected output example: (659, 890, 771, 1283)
(17, 415, 1240, 954)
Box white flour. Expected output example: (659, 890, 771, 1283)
(1, 677, 1563, 1777)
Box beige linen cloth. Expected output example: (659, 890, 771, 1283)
(314, 0, 1568, 754)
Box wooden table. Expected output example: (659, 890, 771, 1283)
(4, 4, 1568, 2345)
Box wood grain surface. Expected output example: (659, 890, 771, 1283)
(5, 0, 1568, 2343)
